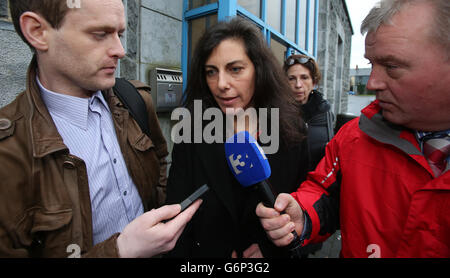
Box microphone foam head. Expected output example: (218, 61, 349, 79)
(225, 131, 271, 187)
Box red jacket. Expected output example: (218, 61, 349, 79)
(293, 101, 450, 258)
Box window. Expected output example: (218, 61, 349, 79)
(270, 36, 288, 66)
(237, 0, 261, 18)
(266, 0, 282, 33)
(182, 0, 319, 91)
(307, 0, 316, 52)
(189, 14, 218, 64)
(285, 0, 297, 42)
(189, 0, 218, 10)
(298, 0, 307, 50)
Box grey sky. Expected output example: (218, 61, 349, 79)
(346, 0, 379, 69)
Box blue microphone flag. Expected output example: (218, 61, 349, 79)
(225, 131, 271, 187)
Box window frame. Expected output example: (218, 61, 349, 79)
(182, 0, 319, 92)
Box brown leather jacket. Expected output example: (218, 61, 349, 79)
(0, 57, 168, 258)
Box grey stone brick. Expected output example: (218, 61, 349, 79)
(0, 0, 8, 19)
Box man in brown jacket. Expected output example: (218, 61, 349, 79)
(0, 0, 201, 258)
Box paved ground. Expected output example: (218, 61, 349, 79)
(308, 231, 342, 258)
(346, 94, 376, 116)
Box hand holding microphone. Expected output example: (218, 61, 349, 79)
(256, 193, 305, 249)
(224, 131, 305, 258)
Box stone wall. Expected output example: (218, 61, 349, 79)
(309, 0, 353, 258)
(0, 0, 182, 168)
(139, 0, 183, 82)
(138, 0, 183, 160)
(120, 0, 140, 80)
(0, 0, 144, 107)
(316, 0, 353, 115)
(119, 0, 184, 83)
(116, 0, 184, 163)
(0, 0, 7, 18)
(0, 1, 33, 108)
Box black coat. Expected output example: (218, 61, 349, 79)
(302, 91, 334, 170)
(165, 137, 309, 258)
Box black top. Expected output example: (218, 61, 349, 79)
(165, 131, 309, 258)
(302, 90, 334, 170)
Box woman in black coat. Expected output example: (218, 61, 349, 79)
(165, 18, 310, 258)
(283, 55, 335, 257)
(284, 55, 335, 170)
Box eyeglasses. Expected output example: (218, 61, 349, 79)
(285, 57, 311, 66)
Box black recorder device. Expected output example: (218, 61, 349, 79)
(164, 184, 209, 223)
(179, 184, 209, 212)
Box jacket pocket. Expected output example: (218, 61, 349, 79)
(16, 208, 73, 257)
(131, 133, 160, 184)
(128, 133, 162, 209)
(132, 133, 155, 152)
(30, 209, 72, 234)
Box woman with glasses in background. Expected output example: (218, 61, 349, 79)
(284, 54, 335, 170)
(283, 54, 335, 258)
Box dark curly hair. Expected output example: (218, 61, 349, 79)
(184, 17, 306, 146)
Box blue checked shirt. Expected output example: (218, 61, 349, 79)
(37, 77, 144, 245)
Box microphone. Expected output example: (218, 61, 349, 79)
(225, 131, 304, 258)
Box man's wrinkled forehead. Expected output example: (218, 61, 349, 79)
(365, 31, 377, 46)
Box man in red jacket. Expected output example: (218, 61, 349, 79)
(256, 0, 450, 258)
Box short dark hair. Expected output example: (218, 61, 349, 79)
(184, 17, 306, 145)
(284, 54, 322, 85)
(10, 0, 71, 50)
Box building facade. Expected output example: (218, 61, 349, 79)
(350, 67, 373, 95)
(0, 0, 352, 141)
(181, 0, 353, 118)
(316, 0, 353, 116)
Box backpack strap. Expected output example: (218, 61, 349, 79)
(113, 78, 151, 138)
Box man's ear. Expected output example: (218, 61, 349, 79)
(19, 12, 52, 52)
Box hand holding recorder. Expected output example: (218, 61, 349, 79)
(117, 185, 208, 258)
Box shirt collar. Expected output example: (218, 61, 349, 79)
(416, 130, 450, 141)
(37, 75, 109, 130)
(415, 130, 450, 153)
